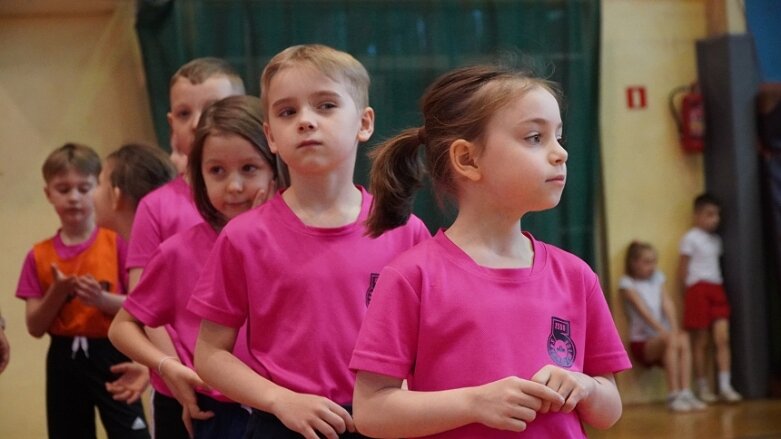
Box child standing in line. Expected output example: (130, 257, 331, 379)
(188, 44, 431, 439)
(350, 65, 631, 438)
(678, 193, 742, 403)
(110, 95, 285, 438)
(15, 143, 150, 439)
(620, 241, 705, 412)
(93, 142, 177, 404)
(126, 57, 245, 439)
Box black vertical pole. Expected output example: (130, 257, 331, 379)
(696, 34, 769, 398)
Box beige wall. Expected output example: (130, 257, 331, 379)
(0, 2, 156, 437)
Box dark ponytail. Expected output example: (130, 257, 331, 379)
(365, 128, 426, 237)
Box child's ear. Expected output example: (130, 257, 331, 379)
(449, 139, 481, 182)
(357, 107, 375, 143)
(264, 122, 278, 154)
(43, 185, 53, 203)
(112, 187, 124, 212)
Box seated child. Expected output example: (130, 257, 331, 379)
(620, 241, 705, 412)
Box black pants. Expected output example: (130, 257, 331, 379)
(152, 392, 190, 439)
(244, 406, 368, 439)
(46, 336, 150, 439)
(193, 393, 250, 438)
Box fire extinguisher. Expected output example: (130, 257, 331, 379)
(669, 83, 705, 153)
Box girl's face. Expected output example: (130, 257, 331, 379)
(202, 132, 275, 220)
(631, 249, 657, 280)
(473, 86, 568, 216)
(92, 160, 116, 230)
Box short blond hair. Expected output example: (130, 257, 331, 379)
(260, 44, 369, 116)
(170, 57, 245, 94)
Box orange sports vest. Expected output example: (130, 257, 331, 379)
(32, 228, 122, 338)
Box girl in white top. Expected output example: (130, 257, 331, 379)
(619, 241, 705, 412)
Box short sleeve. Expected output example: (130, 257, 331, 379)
(15, 250, 43, 299)
(617, 275, 634, 291)
(127, 198, 162, 269)
(679, 232, 694, 256)
(123, 246, 176, 328)
(582, 277, 632, 376)
(350, 265, 421, 379)
(187, 232, 249, 328)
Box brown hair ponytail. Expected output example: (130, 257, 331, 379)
(365, 128, 426, 237)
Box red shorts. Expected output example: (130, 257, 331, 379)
(683, 282, 731, 330)
(630, 341, 663, 368)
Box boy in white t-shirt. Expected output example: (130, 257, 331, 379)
(678, 193, 742, 403)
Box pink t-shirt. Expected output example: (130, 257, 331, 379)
(350, 230, 631, 438)
(126, 176, 202, 269)
(125, 175, 201, 395)
(188, 187, 431, 405)
(123, 222, 252, 402)
(16, 228, 128, 299)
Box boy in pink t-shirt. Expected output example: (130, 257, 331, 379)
(125, 57, 245, 439)
(188, 45, 430, 439)
(351, 66, 630, 438)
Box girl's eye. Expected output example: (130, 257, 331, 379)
(242, 164, 258, 173)
(277, 108, 295, 118)
(208, 166, 224, 176)
(525, 134, 542, 144)
(557, 136, 567, 148)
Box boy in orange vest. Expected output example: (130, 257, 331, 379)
(15, 143, 150, 439)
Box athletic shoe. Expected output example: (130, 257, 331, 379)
(697, 387, 718, 404)
(720, 386, 743, 403)
(668, 394, 692, 412)
(680, 390, 707, 411)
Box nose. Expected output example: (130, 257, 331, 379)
(297, 108, 316, 132)
(551, 140, 568, 164)
(227, 174, 243, 193)
(190, 111, 202, 131)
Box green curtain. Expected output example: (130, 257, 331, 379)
(136, 0, 601, 265)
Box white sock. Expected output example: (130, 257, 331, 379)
(719, 372, 732, 391)
(697, 377, 710, 392)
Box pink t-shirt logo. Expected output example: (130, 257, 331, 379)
(365, 273, 380, 307)
(548, 317, 576, 367)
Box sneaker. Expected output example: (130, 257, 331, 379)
(698, 387, 718, 404)
(668, 394, 692, 412)
(720, 386, 743, 403)
(680, 390, 707, 411)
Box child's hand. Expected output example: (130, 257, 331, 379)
(50, 264, 76, 298)
(106, 362, 149, 404)
(270, 390, 354, 439)
(73, 274, 104, 307)
(470, 376, 565, 432)
(252, 179, 277, 208)
(159, 358, 214, 437)
(531, 365, 597, 414)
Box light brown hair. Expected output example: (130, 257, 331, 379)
(188, 95, 288, 229)
(42, 143, 101, 182)
(106, 143, 176, 210)
(170, 57, 245, 94)
(260, 44, 370, 116)
(366, 65, 560, 237)
(624, 240, 655, 278)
